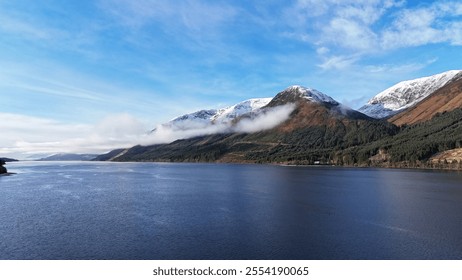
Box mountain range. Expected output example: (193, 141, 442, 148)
(152, 98, 272, 132)
(95, 70, 462, 169)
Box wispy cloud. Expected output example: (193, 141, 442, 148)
(10, 83, 103, 103)
(0, 3, 105, 58)
(285, 0, 462, 66)
(98, 0, 238, 46)
(285, 0, 403, 50)
(0, 13, 57, 40)
(363, 58, 439, 74)
(0, 61, 186, 123)
(318, 55, 359, 71)
(381, 2, 462, 49)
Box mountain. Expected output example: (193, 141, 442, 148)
(265, 86, 370, 132)
(267, 85, 339, 106)
(359, 70, 462, 119)
(92, 149, 126, 161)
(96, 74, 462, 170)
(389, 72, 462, 126)
(151, 98, 272, 132)
(107, 85, 397, 164)
(38, 153, 98, 161)
(0, 158, 18, 162)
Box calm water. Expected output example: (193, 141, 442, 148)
(1, 161, 462, 260)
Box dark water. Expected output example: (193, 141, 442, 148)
(1, 161, 462, 260)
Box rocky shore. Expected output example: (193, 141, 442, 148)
(0, 159, 7, 174)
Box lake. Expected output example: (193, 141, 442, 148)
(1, 161, 462, 260)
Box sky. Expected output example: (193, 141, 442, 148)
(1, 0, 462, 159)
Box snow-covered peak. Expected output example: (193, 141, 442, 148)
(269, 85, 339, 107)
(288, 85, 339, 104)
(359, 70, 462, 119)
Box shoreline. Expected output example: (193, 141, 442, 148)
(7, 159, 462, 172)
(108, 159, 462, 172)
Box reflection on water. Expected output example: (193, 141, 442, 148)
(1, 161, 462, 259)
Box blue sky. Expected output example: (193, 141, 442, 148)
(1, 0, 462, 158)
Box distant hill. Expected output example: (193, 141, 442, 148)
(38, 153, 98, 161)
(0, 158, 18, 162)
(92, 149, 127, 161)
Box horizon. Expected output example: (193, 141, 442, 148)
(2, 0, 462, 159)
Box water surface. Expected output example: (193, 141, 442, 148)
(1, 161, 462, 259)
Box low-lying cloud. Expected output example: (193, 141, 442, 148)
(139, 121, 229, 146)
(142, 104, 295, 145)
(1, 104, 295, 159)
(0, 113, 147, 159)
(234, 104, 295, 133)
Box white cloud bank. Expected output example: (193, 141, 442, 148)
(1, 104, 295, 159)
(0, 113, 146, 159)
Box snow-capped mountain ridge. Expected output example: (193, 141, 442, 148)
(359, 70, 462, 119)
(212, 98, 272, 122)
(152, 69, 462, 135)
(155, 85, 351, 134)
(153, 98, 272, 132)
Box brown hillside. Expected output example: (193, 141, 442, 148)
(390, 76, 462, 126)
(274, 101, 373, 133)
(430, 148, 462, 164)
(276, 102, 340, 132)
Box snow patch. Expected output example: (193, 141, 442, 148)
(288, 85, 338, 104)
